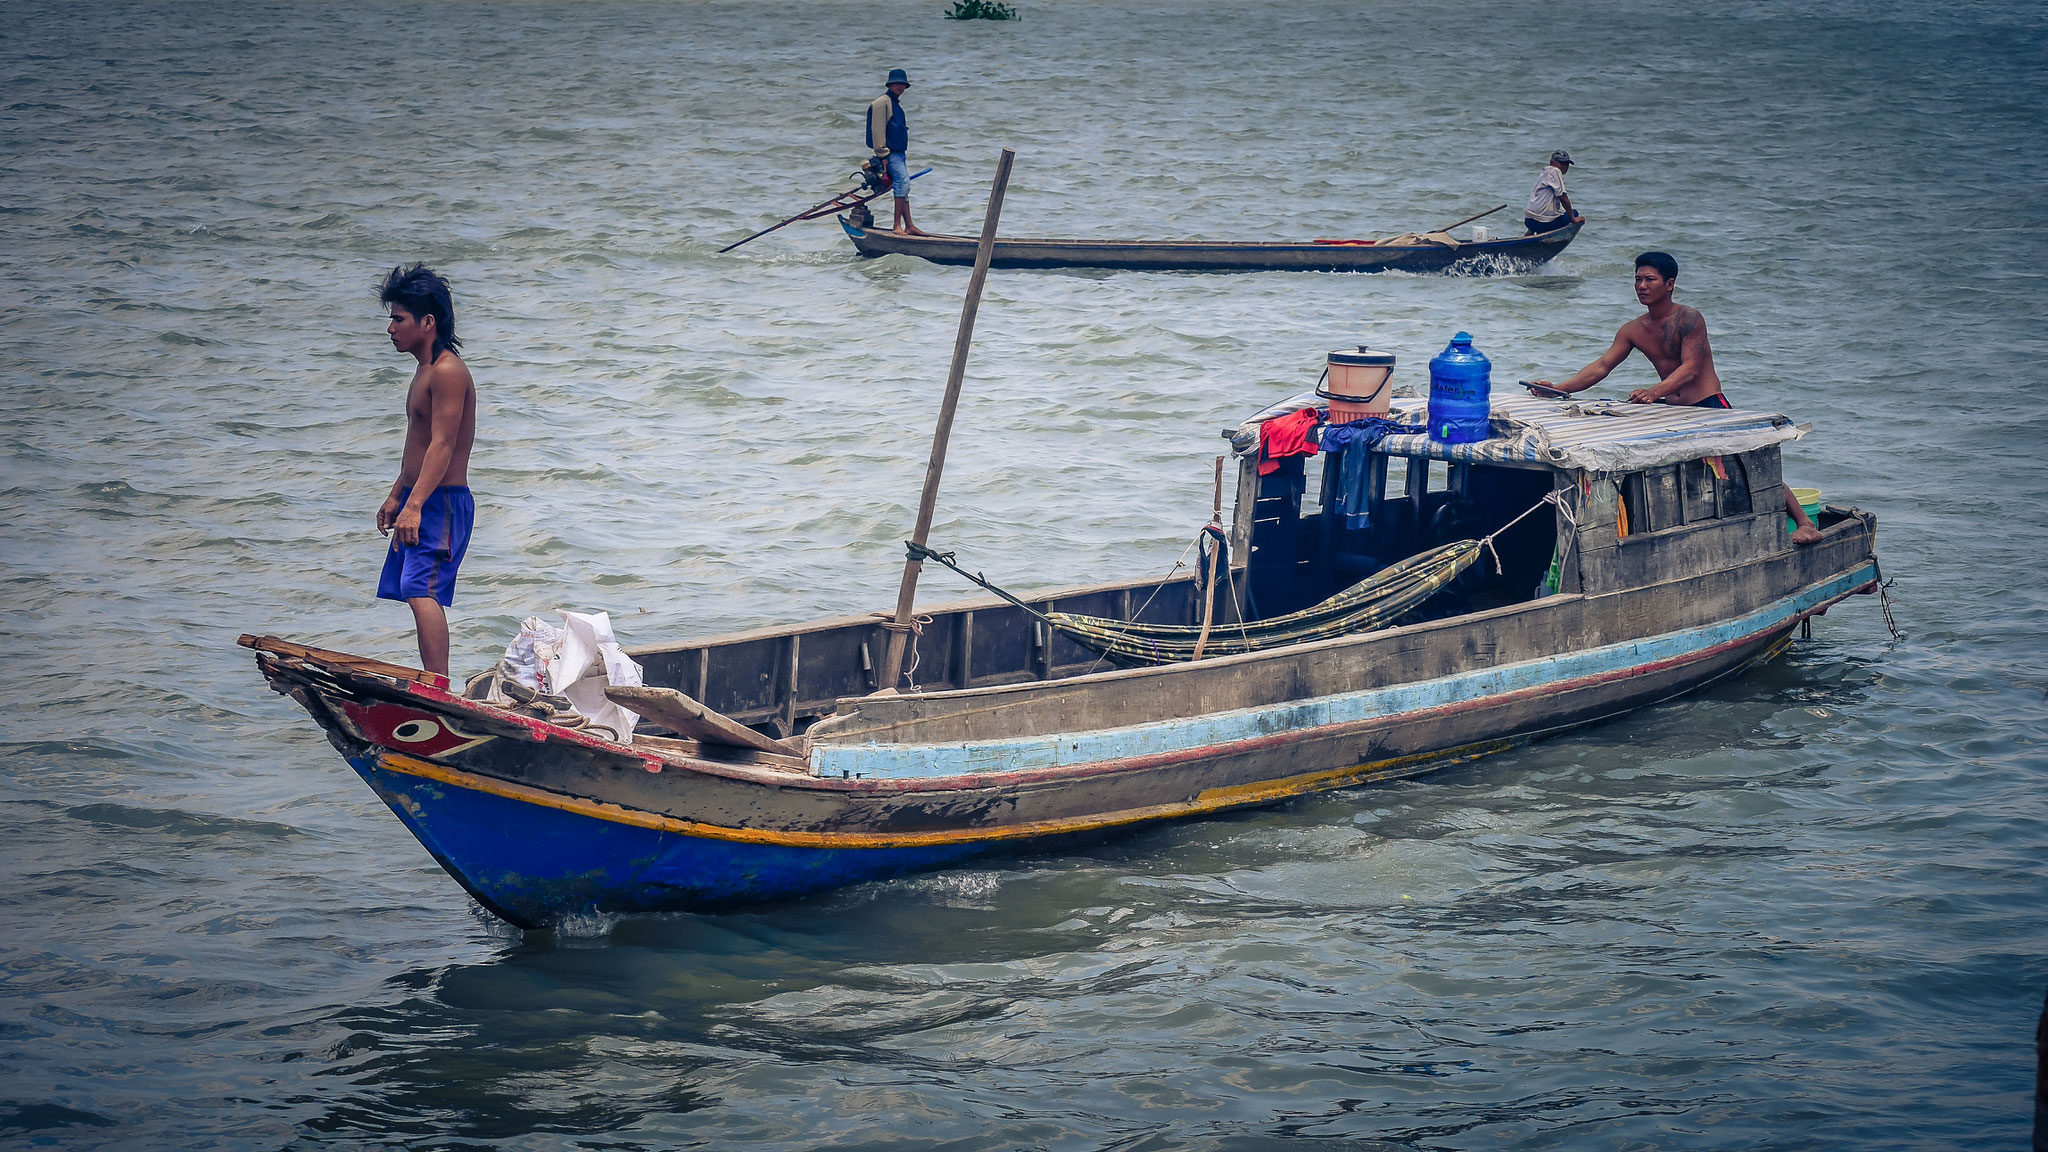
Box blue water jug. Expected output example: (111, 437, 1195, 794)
(1428, 331, 1492, 444)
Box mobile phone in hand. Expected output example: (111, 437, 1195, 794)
(1521, 381, 1568, 399)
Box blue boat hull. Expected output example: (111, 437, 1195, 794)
(350, 752, 994, 927)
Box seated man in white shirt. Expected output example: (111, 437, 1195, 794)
(1525, 150, 1584, 234)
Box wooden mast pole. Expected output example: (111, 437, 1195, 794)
(878, 147, 1017, 692)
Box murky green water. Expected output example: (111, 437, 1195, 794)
(3, 0, 2045, 1147)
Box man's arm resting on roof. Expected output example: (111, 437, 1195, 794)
(1531, 329, 1632, 394)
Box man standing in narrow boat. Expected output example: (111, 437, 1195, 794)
(375, 263, 477, 676)
(867, 68, 928, 236)
(1524, 150, 1583, 235)
(1526, 251, 1824, 544)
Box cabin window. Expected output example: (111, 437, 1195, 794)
(1382, 459, 1450, 503)
(1619, 456, 1753, 536)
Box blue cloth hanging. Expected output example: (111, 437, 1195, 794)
(1320, 417, 1425, 529)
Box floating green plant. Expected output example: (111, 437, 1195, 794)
(944, 0, 1018, 19)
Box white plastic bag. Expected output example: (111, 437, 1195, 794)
(495, 610, 644, 742)
(548, 610, 643, 742)
(500, 616, 558, 692)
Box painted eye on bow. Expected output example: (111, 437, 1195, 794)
(391, 720, 443, 743)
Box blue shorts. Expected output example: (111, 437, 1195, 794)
(1525, 214, 1572, 234)
(377, 485, 474, 607)
(1656, 392, 1733, 409)
(887, 152, 910, 201)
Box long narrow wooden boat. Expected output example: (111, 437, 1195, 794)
(839, 215, 1582, 273)
(245, 390, 1879, 929)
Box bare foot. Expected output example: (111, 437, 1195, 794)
(902, 225, 930, 237)
(1791, 524, 1823, 546)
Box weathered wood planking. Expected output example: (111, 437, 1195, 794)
(810, 520, 1873, 749)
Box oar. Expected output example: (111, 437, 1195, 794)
(878, 148, 1017, 692)
(1425, 204, 1509, 236)
(719, 168, 932, 254)
(799, 167, 929, 222)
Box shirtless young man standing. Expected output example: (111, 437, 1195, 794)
(1527, 251, 1822, 545)
(376, 264, 478, 675)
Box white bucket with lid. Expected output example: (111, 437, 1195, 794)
(1318, 348, 1397, 423)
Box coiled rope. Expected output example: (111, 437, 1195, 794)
(463, 666, 621, 742)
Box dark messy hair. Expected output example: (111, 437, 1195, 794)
(1634, 251, 1679, 281)
(379, 263, 461, 356)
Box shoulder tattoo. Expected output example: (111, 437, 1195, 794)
(1662, 307, 1701, 351)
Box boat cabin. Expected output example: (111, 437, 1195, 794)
(624, 389, 1822, 748)
(1233, 390, 1813, 616)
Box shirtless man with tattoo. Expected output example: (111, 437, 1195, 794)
(1527, 251, 1822, 544)
(1526, 251, 1726, 405)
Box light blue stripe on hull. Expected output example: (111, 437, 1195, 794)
(349, 755, 992, 928)
(817, 563, 1875, 780)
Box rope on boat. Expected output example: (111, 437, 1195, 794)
(462, 667, 621, 742)
(904, 541, 1057, 625)
(909, 487, 1568, 667)
(1192, 524, 1226, 661)
(1478, 488, 1568, 576)
(1079, 531, 1208, 675)
(1049, 539, 1481, 665)
(904, 530, 1211, 675)
(870, 611, 935, 689)
(1872, 556, 1904, 642)
(1554, 480, 1583, 589)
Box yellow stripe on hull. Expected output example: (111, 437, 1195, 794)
(373, 741, 1506, 851)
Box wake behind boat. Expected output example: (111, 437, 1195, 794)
(839, 214, 1581, 273)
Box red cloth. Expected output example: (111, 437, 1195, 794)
(1258, 407, 1323, 475)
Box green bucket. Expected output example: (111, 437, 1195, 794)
(1785, 486, 1821, 532)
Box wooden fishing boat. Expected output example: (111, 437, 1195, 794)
(839, 215, 1581, 273)
(244, 389, 1881, 929)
